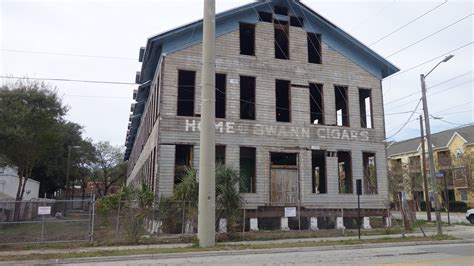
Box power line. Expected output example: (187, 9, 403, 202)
(1, 49, 137, 61)
(350, 0, 398, 32)
(369, 0, 448, 46)
(385, 98, 422, 139)
(385, 70, 473, 106)
(385, 79, 473, 111)
(386, 13, 473, 58)
(427, 70, 473, 89)
(385, 42, 473, 80)
(63, 94, 130, 100)
(0, 75, 136, 85)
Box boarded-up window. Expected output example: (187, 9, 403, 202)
(216, 145, 226, 165)
(309, 83, 324, 124)
(312, 150, 326, 194)
(240, 147, 256, 193)
(177, 70, 195, 116)
(307, 33, 321, 64)
(240, 23, 255, 56)
(274, 22, 289, 59)
(240, 76, 256, 120)
(359, 89, 373, 128)
(363, 152, 377, 194)
(216, 74, 226, 118)
(276, 79, 291, 122)
(338, 151, 352, 194)
(335, 85, 349, 126)
(174, 145, 193, 185)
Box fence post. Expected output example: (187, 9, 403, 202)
(115, 198, 122, 241)
(40, 199, 45, 242)
(242, 200, 246, 241)
(90, 194, 96, 243)
(181, 201, 186, 235)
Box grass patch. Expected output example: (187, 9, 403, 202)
(0, 235, 457, 262)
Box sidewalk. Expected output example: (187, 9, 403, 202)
(392, 211, 469, 224)
(1, 225, 472, 257)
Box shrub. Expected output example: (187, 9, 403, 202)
(449, 201, 469, 212)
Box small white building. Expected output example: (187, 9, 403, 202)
(0, 166, 40, 200)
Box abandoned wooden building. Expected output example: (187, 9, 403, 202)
(124, 0, 399, 230)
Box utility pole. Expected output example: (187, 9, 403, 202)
(420, 54, 454, 236)
(198, 0, 216, 247)
(421, 74, 442, 236)
(419, 115, 431, 222)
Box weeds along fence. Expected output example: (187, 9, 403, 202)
(1, 197, 400, 245)
(0, 197, 95, 245)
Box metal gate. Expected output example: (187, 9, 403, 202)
(0, 197, 95, 245)
(270, 165, 298, 205)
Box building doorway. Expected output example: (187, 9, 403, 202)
(270, 153, 298, 205)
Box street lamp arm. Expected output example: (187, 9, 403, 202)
(425, 55, 454, 78)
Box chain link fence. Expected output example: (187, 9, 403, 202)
(1, 197, 409, 246)
(0, 197, 95, 245)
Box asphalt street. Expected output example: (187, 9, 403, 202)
(27, 242, 473, 266)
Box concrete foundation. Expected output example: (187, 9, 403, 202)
(310, 217, 319, 230)
(219, 218, 227, 233)
(280, 217, 290, 231)
(363, 217, 372, 229)
(336, 217, 345, 229)
(250, 218, 259, 231)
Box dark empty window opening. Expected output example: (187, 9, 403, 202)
(338, 151, 353, 194)
(216, 74, 226, 118)
(359, 89, 373, 128)
(274, 5, 288, 16)
(275, 23, 289, 59)
(271, 153, 297, 166)
(276, 80, 291, 122)
(240, 147, 256, 193)
(216, 145, 226, 165)
(258, 11, 273, 23)
(240, 23, 255, 56)
(363, 152, 377, 194)
(335, 86, 349, 126)
(290, 16, 304, 27)
(177, 70, 195, 116)
(308, 33, 322, 64)
(240, 76, 256, 120)
(309, 83, 324, 125)
(312, 150, 327, 194)
(174, 145, 193, 185)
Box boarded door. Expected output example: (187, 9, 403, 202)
(270, 166, 298, 205)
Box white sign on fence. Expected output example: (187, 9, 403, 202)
(38, 206, 51, 215)
(284, 207, 296, 217)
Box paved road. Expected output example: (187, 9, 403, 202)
(36, 242, 474, 266)
(392, 211, 470, 224)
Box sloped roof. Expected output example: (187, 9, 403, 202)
(387, 125, 474, 157)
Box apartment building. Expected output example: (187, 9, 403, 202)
(388, 125, 474, 208)
(124, 0, 399, 228)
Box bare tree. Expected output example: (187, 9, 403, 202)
(89, 141, 125, 196)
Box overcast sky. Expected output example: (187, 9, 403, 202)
(1, 0, 472, 147)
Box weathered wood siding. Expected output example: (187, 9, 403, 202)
(130, 21, 388, 209)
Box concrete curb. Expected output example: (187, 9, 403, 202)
(2, 239, 473, 265)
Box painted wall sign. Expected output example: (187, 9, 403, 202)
(184, 119, 370, 141)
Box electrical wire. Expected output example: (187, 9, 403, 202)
(1, 49, 137, 61)
(385, 98, 422, 139)
(0, 75, 136, 85)
(369, 0, 448, 46)
(385, 13, 473, 58)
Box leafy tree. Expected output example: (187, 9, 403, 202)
(89, 141, 126, 196)
(0, 80, 66, 202)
